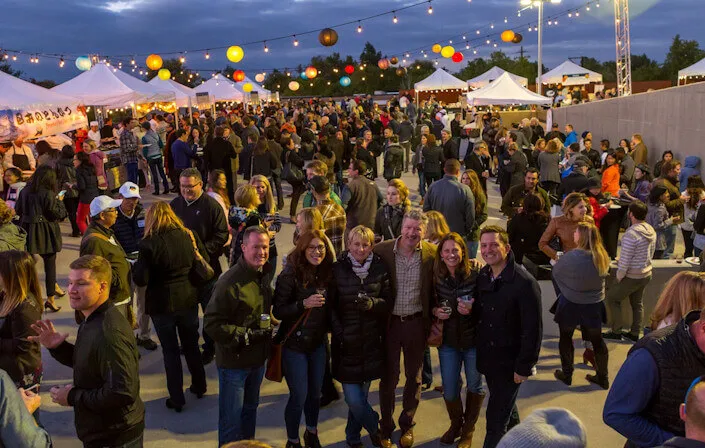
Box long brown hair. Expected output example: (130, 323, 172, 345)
(650, 272, 705, 329)
(208, 169, 231, 209)
(434, 232, 471, 282)
(143, 201, 188, 239)
(462, 170, 486, 219)
(0, 251, 42, 317)
(286, 230, 334, 287)
(574, 222, 610, 276)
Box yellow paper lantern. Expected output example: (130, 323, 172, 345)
(158, 68, 171, 80)
(146, 54, 163, 71)
(243, 83, 253, 93)
(441, 46, 455, 58)
(288, 81, 300, 91)
(501, 30, 516, 43)
(226, 45, 244, 63)
(432, 44, 442, 53)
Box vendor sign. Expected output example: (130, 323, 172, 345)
(0, 104, 87, 143)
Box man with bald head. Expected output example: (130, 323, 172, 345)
(655, 378, 705, 447)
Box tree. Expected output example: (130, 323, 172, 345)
(359, 42, 382, 66)
(0, 61, 21, 77)
(29, 78, 57, 88)
(662, 34, 705, 82)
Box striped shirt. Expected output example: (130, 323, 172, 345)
(315, 200, 346, 257)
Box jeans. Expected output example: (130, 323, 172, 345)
(282, 343, 327, 441)
(663, 224, 677, 259)
(343, 382, 380, 445)
(218, 365, 266, 446)
(484, 374, 521, 448)
(151, 306, 206, 406)
(438, 345, 483, 401)
(467, 240, 479, 259)
(125, 161, 139, 184)
(0, 370, 51, 447)
(607, 276, 651, 336)
(422, 347, 433, 386)
(418, 171, 426, 197)
(148, 157, 169, 194)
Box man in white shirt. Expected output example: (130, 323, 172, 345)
(3, 136, 36, 175)
(87, 121, 101, 146)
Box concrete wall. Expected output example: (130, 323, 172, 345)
(551, 82, 705, 167)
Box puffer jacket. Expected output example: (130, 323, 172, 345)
(273, 264, 329, 353)
(435, 270, 479, 350)
(329, 253, 391, 383)
(374, 204, 407, 241)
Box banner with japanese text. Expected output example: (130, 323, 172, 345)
(0, 104, 88, 143)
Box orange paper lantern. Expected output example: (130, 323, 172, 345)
(305, 66, 318, 79)
(432, 44, 442, 53)
(378, 59, 390, 70)
(233, 70, 246, 82)
(146, 54, 163, 71)
(501, 30, 516, 43)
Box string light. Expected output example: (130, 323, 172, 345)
(586, 5, 590, 11)
(596, 2, 600, 7)
(130, 58, 135, 65)
(264, 42, 269, 53)
(504, 17, 508, 23)
(205, 52, 210, 59)
(357, 22, 363, 33)
(179, 55, 185, 63)
(476, 30, 480, 34)
(393, 13, 398, 23)
(293, 36, 299, 46)
(59, 58, 65, 67)
(12, 55, 16, 61)
(427, 1, 433, 14)
(576, 11, 580, 16)
(490, 23, 494, 29)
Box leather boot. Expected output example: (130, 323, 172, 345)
(440, 399, 464, 444)
(457, 391, 485, 448)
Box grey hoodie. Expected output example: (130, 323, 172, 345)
(0, 222, 27, 252)
(617, 221, 656, 279)
(553, 249, 605, 304)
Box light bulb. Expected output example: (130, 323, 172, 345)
(180, 55, 185, 63)
(357, 23, 363, 33)
(293, 36, 299, 46)
(504, 17, 508, 23)
(131, 58, 135, 65)
(264, 43, 269, 53)
(427, 3, 433, 14)
(576, 11, 580, 16)
(586, 6, 590, 11)
(205, 52, 210, 59)
(466, 44, 470, 49)
(596, 2, 600, 7)
(393, 15, 398, 24)
(59, 58, 65, 67)
(476, 30, 480, 34)
(490, 23, 494, 29)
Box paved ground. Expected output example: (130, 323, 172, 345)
(35, 168, 677, 448)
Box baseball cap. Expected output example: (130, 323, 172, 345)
(90, 195, 123, 218)
(309, 175, 330, 194)
(119, 182, 141, 199)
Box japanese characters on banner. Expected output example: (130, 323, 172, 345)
(0, 104, 88, 143)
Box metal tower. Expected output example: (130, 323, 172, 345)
(614, 0, 632, 96)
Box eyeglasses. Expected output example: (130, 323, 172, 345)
(306, 245, 326, 254)
(180, 182, 202, 190)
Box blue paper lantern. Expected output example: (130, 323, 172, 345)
(75, 56, 92, 71)
(339, 76, 351, 87)
(300, 71, 308, 80)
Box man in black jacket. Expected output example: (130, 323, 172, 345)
(31, 255, 144, 448)
(266, 127, 284, 210)
(171, 168, 229, 363)
(558, 159, 591, 199)
(441, 129, 459, 161)
(204, 125, 238, 203)
(476, 226, 542, 448)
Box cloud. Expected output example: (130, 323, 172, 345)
(102, 0, 145, 13)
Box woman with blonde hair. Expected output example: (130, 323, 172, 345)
(251, 175, 281, 282)
(650, 272, 705, 330)
(229, 184, 264, 266)
(539, 193, 594, 261)
(552, 222, 611, 389)
(0, 199, 26, 251)
(538, 138, 562, 195)
(460, 171, 488, 258)
(374, 179, 410, 241)
(133, 201, 208, 413)
(425, 211, 451, 245)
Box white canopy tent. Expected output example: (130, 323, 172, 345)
(467, 66, 528, 89)
(414, 68, 468, 92)
(52, 63, 175, 108)
(148, 77, 199, 108)
(678, 57, 705, 84)
(193, 78, 245, 102)
(540, 60, 603, 86)
(465, 72, 551, 106)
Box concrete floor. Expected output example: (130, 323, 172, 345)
(35, 168, 648, 447)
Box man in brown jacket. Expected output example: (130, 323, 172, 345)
(344, 159, 382, 243)
(653, 159, 684, 258)
(631, 134, 648, 166)
(373, 208, 437, 448)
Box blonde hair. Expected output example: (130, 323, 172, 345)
(387, 179, 411, 208)
(84, 140, 97, 152)
(235, 184, 260, 209)
(347, 225, 375, 245)
(144, 201, 188, 239)
(650, 272, 705, 329)
(574, 222, 610, 276)
(297, 207, 323, 234)
(250, 175, 275, 214)
(0, 199, 15, 225)
(0, 251, 42, 317)
(424, 210, 450, 243)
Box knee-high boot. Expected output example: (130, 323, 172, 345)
(457, 391, 485, 448)
(440, 399, 464, 444)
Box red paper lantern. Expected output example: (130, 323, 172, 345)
(344, 65, 355, 75)
(452, 52, 464, 63)
(233, 70, 246, 82)
(378, 59, 390, 70)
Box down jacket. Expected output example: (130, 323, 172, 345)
(435, 269, 480, 350)
(329, 253, 391, 383)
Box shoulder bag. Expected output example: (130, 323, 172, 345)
(282, 151, 304, 185)
(265, 309, 311, 382)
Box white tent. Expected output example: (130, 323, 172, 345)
(241, 76, 271, 101)
(414, 68, 468, 92)
(1, 70, 80, 109)
(53, 63, 175, 108)
(148, 77, 198, 107)
(678, 57, 705, 84)
(540, 60, 603, 86)
(193, 78, 245, 102)
(467, 66, 528, 89)
(465, 72, 551, 106)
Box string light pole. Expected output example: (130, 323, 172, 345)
(520, 0, 561, 94)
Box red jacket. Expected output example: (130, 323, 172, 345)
(588, 196, 609, 229)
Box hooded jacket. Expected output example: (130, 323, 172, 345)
(679, 156, 702, 193)
(0, 222, 26, 252)
(617, 221, 656, 280)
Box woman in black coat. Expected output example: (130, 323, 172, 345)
(374, 179, 410, 241)
(132, 201, 208, 413)
(507, 193, 551, 266)
(250, 138, 277, 179)
(15, 165, 67, 312)
(329, 225, 390, 447)
(422, 134, 444, 187)
(74, 152, 99, 236)
(273, 229, 334, 448)
(57, 145, 81, 237)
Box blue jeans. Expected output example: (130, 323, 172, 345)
(217, 365, 266, 446)
(438, 345, 483, 400)
(282, 343, 327, 441)
(418, 171, 426, 197)
(0, 371, 50, 447)
(342, 382, 380, 445)
(125, 161, 139, 184)
(663, 224, 677, 259)
(467, 240, 479, 259)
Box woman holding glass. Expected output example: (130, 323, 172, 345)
(432, 233, 484, 448)
(273, 230, 334, 448)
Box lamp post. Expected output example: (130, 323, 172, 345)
(520, 0, 561, 95)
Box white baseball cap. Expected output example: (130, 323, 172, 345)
(118, 182, 141, 199)
(90, 195, 123, 218)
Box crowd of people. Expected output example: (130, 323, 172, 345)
(0, 93, 704, 448)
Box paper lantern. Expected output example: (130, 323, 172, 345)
(305, 66, 318, 79)
(501, 30, 516, 43)
(255, 73, 265, 83)
(378, 59, 390, 70)
(512, 34, 523, 44)
(390, 56, 399, 65)
(146, 54, 163, 70)
(300, 71, 308, 80)
(226, 46, 244, 63)
(396, 67, 407, 77)
(432, 44, 442, 53)
(452, 52, 464, 63)
(344, 65, 355, 75)
(158, 68, 171, 80)
(233, 70, 246, 82)
(288, 81, 300, 91)
(243, 83, 253, 92)
(441, 46, 455, 58)
(318, 28, 339, 47)
(75, 56, 92, 71)
(339, 76, 351, 87)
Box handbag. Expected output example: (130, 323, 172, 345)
(282, 151, 304, 185)
(427, 319, 444, 347)
(190, 251, 215, 285)
(265, 309, 311, 382)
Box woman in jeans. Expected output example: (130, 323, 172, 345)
(432, 233, 484, 448)
(552, 222, 611, 389)
(133, 201, 208, 412)
(273, 230, 334, 448)
(329, 225, 389, 448)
